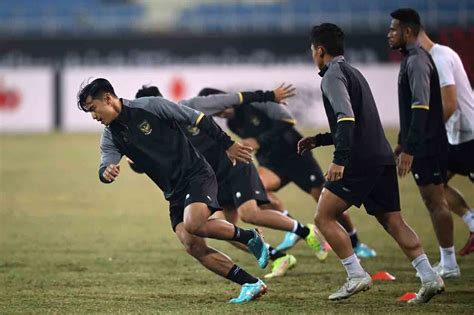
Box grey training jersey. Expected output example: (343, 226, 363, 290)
(320, 56, 395, 167)
(397, 42, 447, 157)
(99, 97, 225, 201)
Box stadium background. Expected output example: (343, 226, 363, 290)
(1, 0, 473, 313)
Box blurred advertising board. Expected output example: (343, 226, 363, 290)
(0, 67, 54, 132)
(63, 64, 400, 131)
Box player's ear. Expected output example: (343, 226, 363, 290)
(104, 93, 112, 104)
(402, 26, 411, 40)
(319, 46, 326, 58)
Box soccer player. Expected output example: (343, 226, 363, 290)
(77, 78, 269, 304)
(298, 23, 443, 303)
(132, 84, 320, 278)
(192, 88, 377, 259)
(418, 29, 474, 256)
(388, 8, 460, 278)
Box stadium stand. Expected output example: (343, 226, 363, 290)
(0, 0, 472, 36)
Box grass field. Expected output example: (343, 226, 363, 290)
(1, 131, 473, 314)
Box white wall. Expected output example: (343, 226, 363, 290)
(0, 64, 401, 132)
(62, 63, 400, 131)
(0, 67, 54, 132)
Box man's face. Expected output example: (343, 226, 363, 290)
(216, 107, 235, 119)
(85, 93, 117, 126)
(311, 44, 325, 70)
(388, 19, 405, 49)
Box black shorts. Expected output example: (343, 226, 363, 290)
(169, 167, 221, 232)
(447, 140, 474, 182)
(261, 151, 325, 192)
(411, 154, 447, 186)
(324, 164, 400, 216)
(217, 162, 270, 208)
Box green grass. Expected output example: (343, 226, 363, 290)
(1, 131, 473, 314)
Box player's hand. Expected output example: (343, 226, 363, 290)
(325, 163, 344, 181)
(273, 83, 296, 105)
(393, 144, 403, 158)
(126, 157, 145, 174)
(396, 152, 413, 178)
(103, 164, 120, 182)
(226, 142, 254, 165)
(297, 136, 316, 155)
(241, 138, 260, 150)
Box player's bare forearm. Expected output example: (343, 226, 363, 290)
(440, 85, 457, 122)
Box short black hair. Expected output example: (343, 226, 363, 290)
(390, 8, 421, 36)
(77, 78, 116, 112)
(135, 85, 162, 98)
(310, 23, 345, 56)
(198, 88, 225, 96)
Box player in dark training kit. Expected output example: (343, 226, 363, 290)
(193, 87, 376, 259)
(388, 8, 460, 278)
(77, 78, 269, 304)
(298, 23, 443, 303)
(132, 85, 325, 278)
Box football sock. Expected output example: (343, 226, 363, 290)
(348, 229, 360, 248)
(412, 254, 438, 283)
(292, 221, 310, 238)
(341, 253, 366, 278)
(269, 246, 285, 261)
(226, 265, 258, 285)
(439, 246, 457, 269)
(462, 210, 474, 232)
(232, 226, 254, 244)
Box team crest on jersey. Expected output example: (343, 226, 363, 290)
(138, 120, 152, 135)
(251, 115, 260, 126)
(186, 125, 201, 136)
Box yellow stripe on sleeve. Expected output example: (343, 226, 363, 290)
(337, 117, 355, 123)
(282, 118, 297, 125)
(195, 112, 205, 125)
(238, 92, 243, 104)
(411, 104, 430, 110)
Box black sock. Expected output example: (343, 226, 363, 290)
(232, 226, 254, 245)
(226, 265, 258, 285)
(349, 230, 359, 248)
(294, 223, 310, 239)
(269, 246, 285, 261)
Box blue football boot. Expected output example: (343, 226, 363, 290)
(354, 243, 377, 258)
(247, 229, 269, 269)
(275, 232, 300, 251)
(229, 279, 268, 304)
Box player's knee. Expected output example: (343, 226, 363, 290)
(183, 240, 207, 259)
(183, 220, 204, 236)
(238, 202, 258, 224)
(314, 211, 328, 229)
(270, 197, 283, 210)
(376, 214, 394, 232)
(315, 204, 338, 225)
(421, 194, 448, 213)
